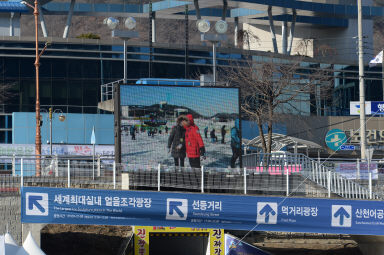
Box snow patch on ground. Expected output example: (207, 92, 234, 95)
(122, 119, 236, 168)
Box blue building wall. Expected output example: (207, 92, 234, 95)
(12, 113, 113, 145)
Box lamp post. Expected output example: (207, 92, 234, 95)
(198, 19, 228, 84)
(48, 108, 66, 155)
(21, 0, 50, 176)
(357, 0, 366, 160)
(104, 17, 138, 164)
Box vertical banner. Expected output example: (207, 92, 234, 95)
(134, 226, 224, 255)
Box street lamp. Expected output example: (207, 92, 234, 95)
(104, 17, 138, 83)
(41, 108, 66, 155)
(198, 19, 228, 84)
(21, 0, 50, 176)
(104, 17, 138, 164)
(48, 108, 65, 155)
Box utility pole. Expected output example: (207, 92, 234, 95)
(357, 0, 366, 160)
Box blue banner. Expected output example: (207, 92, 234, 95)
(21, 187, 384, 235)
(371, 101, 384, 114)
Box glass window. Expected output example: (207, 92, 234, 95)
(83, 83, 97, 106)
(0, 116, 4, 128)
(52, 59, 67, 78)
(68, 80, 83, 106)
(52, 80, 68, 106)
(20, 59, 35, 78)
(40, 80, 52, 105)
(0, 131, 4, 143)
(82, 60, 100, 79)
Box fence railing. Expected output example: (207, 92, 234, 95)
(1, 154, 383, 200)
(119, 163, 331, 198)
(242, 153, 382, 200)
(0, 155, 116, 195)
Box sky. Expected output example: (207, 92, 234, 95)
(121, 85, 239, 116)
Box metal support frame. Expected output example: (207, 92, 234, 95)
(267, 6, 278, 54)
(234, 17, 239, 47)
(222, 0, 228, 21)
(9, 12, 14, 37)
(37, 4, 48, 37)
(63, 0, 75, 39)
(287, 9, 296, 55)
(282, 20, 287, 54)
(194, 0, 201, 20)
(152, 12, 156, 43)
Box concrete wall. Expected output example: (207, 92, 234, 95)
(0, 196, 22, 245)
(12, 113, 114, 145)
(243, 17, 374, 65)
(243, 23, 314, 57)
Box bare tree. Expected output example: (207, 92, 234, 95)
(221, 56, 333, 153)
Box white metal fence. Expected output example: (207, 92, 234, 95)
(0, 155, 116, 195)
(242, 153, 382, 200)
(0, 153, 383, 200)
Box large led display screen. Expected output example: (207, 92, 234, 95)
(120, 85, 240, 168)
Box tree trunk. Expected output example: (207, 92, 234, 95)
(257, 116, 267, 153)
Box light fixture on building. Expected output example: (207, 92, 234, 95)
(104, 17, 119, 30)
(215, 20, 228, 34)
(197, 19, 210, 33)
(124, 17, 136, 30)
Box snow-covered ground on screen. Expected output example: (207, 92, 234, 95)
(121, 119, 237, 168)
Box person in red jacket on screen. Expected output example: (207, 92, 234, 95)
(184, 114, 205, 168)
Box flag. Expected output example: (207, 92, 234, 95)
(91, 126, 96, 145)
(369, 50, 383, 67)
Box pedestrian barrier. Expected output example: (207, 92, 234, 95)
(0, 153, 383, 200)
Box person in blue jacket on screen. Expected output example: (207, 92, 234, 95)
(230, 119, 241, 168)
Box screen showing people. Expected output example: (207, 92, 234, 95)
(120, 85, 240, 168)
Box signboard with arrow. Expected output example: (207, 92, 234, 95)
(21, 187, 384, 235)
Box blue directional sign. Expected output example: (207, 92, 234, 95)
(340, 145, 355, 151)
(21, 187, 384, 236)
(371, 101, 384, 114)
